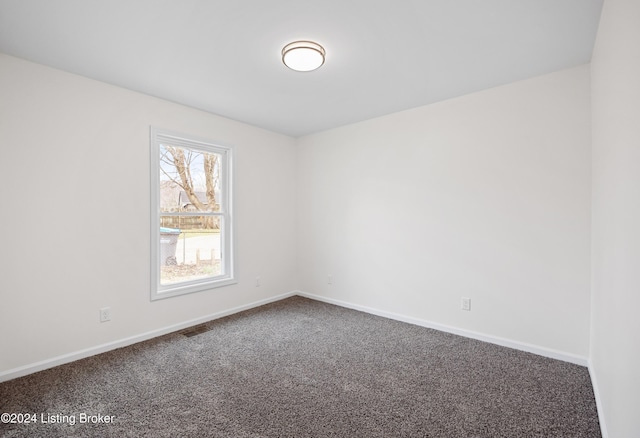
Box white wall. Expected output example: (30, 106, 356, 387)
(590, 0, 640, 436)
(0, 54, 297, 377)
(297, 65, 592, 359)
(0, 52, 595, 383)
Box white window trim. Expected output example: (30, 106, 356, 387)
(150, 127, 236, 301)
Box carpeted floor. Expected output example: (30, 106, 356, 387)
(0, 296, 601, 437)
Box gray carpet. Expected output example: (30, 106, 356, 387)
(0, 296, 601, 437)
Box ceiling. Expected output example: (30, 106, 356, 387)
(0, 0, 603, 137)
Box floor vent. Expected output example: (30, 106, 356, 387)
(180, 324, 212, 338)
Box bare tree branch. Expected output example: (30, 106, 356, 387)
(162, 145, 218, 213)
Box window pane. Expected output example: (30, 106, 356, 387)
(151, 128, 234, 300)
(159, 216, 222, 285)
(159, 144, 222, 213)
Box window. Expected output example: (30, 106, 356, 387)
(150, 128, 235, 300)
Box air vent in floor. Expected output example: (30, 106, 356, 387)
(179, 324, 212, 338)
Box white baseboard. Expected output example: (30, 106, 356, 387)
(0, 291, 297, 383)
(295, 291, 589, 366)
(1, 290, 589, 383)
(588, 362, 609, 438)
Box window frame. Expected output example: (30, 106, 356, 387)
(150, 127, 236, 301)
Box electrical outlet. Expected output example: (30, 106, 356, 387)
(100, 307, 111, 322)
(461, 298, 471, 311)
(328, 274, 333, 285)
(255, 276, 261, 287)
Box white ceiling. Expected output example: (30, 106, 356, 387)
(0, 0, 603, 137)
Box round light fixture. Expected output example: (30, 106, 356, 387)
(282, 41, 325, 72)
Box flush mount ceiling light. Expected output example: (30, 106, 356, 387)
(282, 41, 325, 72)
